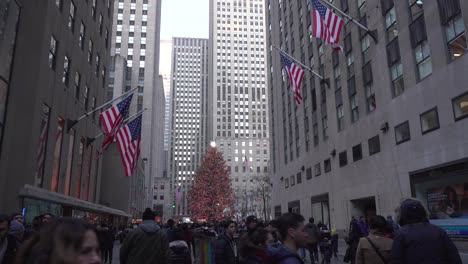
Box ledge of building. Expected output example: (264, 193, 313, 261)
(19, 184, 131, 218)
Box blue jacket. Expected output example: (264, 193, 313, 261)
(266, 244, 304, 264)
(391, 222, 462, 264)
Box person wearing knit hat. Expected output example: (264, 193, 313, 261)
(8, 220, 24, 246)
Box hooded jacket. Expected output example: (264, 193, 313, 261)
(120, 220, 171, 264)
(266, 243, 304, 264)
(215, 233, 238, 264)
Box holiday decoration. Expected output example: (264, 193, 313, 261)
(188, 148, 236, 221)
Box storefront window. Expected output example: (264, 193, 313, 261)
(23, 198, 62, 224)
(311, 194, 330, 228)
(411, 160, 468, 237)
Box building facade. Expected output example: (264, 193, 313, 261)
(169, 37, 208, 217)
(0, 0, 129, 221)
(208, 0, 271, 217)
(110, 0, 164, 207)
(266, 0, 468, 238)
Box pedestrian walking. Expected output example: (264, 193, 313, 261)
(391, 198, 462, 264)
(239, 227, 274, 264)
(15, 218, 101, 264)
(305, 217, 320, 264)
(343, 219, 363, 264)
(318, 237, 332, 264)
(165, 219, 176, 243)
(358, 217, 368, 236)
(119, 208, 171, 264)
(267, 213, 308, 264)
(215, 220, 239, 264)
(355, 215, 392, 264)
(0, 214, 18, 264)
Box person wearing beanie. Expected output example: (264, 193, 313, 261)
(391, 198, 462, 264)
(8, 220, 24, 246)
(120, 208, 171, 264)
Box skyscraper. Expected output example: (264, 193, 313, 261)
(169, 37, 208, 216)
(109, 0, 164, 206)
(208, 0, 270, 216)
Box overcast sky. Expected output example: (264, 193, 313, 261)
(160, 0, 209, 40)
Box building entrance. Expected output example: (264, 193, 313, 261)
(350, 196, 376, 224)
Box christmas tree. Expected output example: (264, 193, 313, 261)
(188, 147, 235, 221)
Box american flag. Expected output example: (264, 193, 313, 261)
(280, 52, 305, 105)
(116, 114, 142, 177)
(312, 0, 344, 50)
(100, 93, 133, 137)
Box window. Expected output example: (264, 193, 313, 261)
(34, 104, 51, 187)
(79, 22, 85, 49)
(414, 41, 432, 80)
(368, 135, 380, 155)
(437, 0, 461, 25)
(84, 85, 89, 109)
(324, 159, 331, 172)
(99, 13, 103, 34)
(352, 144, 363, 161)
(339, 151, 347, 167)
(306, 167, 312, 180)
(285, 178, 289, 188)
(445, 16, 466, 60)
(395, 121, 411, 144)
(290, 175, 295, 186)
(95, 54, 100, 76)
(385, 7, 398, 41)
(92, 0, 96, 19)
(409, 0, 424, 20)
(296, 172, 302, 184)
(68, 1, 75, 32)
(363, 63, 375, 112)
(56, 0, 62, 10)
(387, 39, 404, 97)
(347, 77, 359, 123)
(88, 40, 93, 63)
(62, 56, 70, 85)
(452, 91, 468, 121)
(49, 36, 57, 69)
(314, 163, 321, 176)
(160, 195, 164, 200)
(74, 72, 80, 99)
(420, 107, 440, 134)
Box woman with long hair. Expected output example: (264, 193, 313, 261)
(16, 218, 101, 264)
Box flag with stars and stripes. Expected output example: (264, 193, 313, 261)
(280, 52, 305, 105)
(312, 0, 344, 50)
(116, 114, 142, 176)
(100, 93, 133, 137)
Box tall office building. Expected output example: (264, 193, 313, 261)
(109, 0, 164, 206)
(208, 0, 270, 216)
(266, 0, 468, 238)
(169, 37, 208, 216)
(160, 39, 173, 151)
(0, 0, 129, 220)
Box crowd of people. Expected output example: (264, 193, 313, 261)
(0, 198, 464, 264)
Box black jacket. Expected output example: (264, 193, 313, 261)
(1, 235, 18, 264)
(215, 234, 238, 264)
(391, 222, 462, 264)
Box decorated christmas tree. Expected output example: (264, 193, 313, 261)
(188, 147, 235, 221)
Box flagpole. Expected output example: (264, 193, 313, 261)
(87, 108, 147, 146)
(319, 0, 378, 42)
(274, 46, 330, 88)
(67, 87, 138, 131)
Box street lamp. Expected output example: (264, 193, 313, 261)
(210, 141, 216, 148)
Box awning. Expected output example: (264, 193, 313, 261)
(19, 184, 131, 218)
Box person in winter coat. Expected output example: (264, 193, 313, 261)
(239, 227, 274, 264)
(119, 208, 171, 264)
(344, 220, 363, 264)
(169, 229, 192, 264)
(391, 198, 462, 264)
(305, 217, 320, 264)
(215, 220, 239, 264)
(355, 215, 393, 264)
(267, 213, 309, 264)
